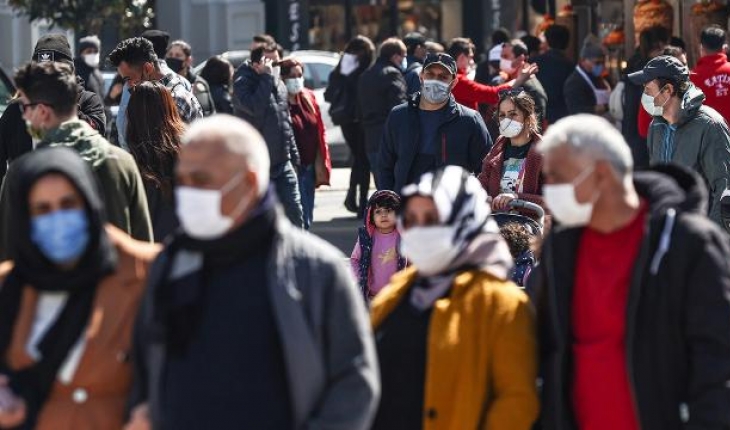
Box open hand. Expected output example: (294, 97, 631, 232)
(514, 63, 539, 87)
(124, 403, 151, 430)
(492, 193, 517, 211)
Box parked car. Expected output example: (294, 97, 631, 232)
(0, 65, 16, 117)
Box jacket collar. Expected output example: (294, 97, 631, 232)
(696, 52, 728, 68)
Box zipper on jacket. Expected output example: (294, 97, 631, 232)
(625, 214, 663, 430)
(545, 239, 567, 428)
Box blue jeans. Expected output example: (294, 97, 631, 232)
(297, 164, 316, 230)
(272, 161, 304, 228)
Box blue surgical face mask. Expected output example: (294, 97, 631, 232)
(591, 64, 604, 77)
(31, 209, 90, 265)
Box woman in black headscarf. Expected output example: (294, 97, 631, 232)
(0, 147, 160, 430)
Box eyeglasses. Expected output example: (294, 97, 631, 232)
(21, 102, 52, 113)
(498, 87, 525, 99)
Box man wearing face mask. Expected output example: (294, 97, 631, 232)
(357, 38, 408, 185)
(73, 35, 104, 98)
(0, 34, 106, 188)
(166, 39, 216, 117)
(379, 53, 491, 193)
(110, 35, 201, 149)
(628, 55, 730, 230)
(126, 115, 379, 430)
(232, 42, 304, 228)
(532, 114, 730, 430)
(564, 35, 611, 116)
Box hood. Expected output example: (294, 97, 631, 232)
(676, 84, 706, 126)
(38, 120, 108, 168)
(634, 163, 708, 215)
(363, 190, 401, 234)
(6, 147, 116, 290)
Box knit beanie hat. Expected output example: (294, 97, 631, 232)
(78, 35, 101, 53)
(33, 34, 74, 67)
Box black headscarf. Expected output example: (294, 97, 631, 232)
(0, 147, 117, 428)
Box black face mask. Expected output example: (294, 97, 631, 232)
(166, 57, 185, 74)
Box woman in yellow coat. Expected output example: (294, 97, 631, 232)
(371, 166, 539, 430)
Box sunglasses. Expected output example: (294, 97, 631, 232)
(498, 87, 526, 99)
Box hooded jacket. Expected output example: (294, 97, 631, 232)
(0, 120, 152, 260)
(531, 165, 730, 430)
(378, 93, 492, 192)
(691, 53, 730, 124)
(646, 85, 730, 229)
(232, 61, 300, 168)
(0, 147, 160, 430)
(350, 191, 406, 300)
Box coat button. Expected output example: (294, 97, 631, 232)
(72, 388, 88, 404)
(426, 408, 437, 420)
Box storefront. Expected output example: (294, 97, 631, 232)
(266, 0, 448, 52)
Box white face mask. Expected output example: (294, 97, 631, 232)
(83, 53, 100, 68)
(400, 226, 462, 276)
(543, 166, 596, 228)
(271, 66, 281, 81)
(421, 79, 451, 104)
(175, 174, 248, 240)
(340, 53, 360, 76)
(500, 58, 515, 74)
(499, 118, 524, 138)
(285, 77, 304, 94)
(641, 87, 669, 117)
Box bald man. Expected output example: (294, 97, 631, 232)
(127, 114, 379, 430)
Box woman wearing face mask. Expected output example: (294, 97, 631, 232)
(126, 80, 185, 241)
(478, 90, 545, 216)
(324, 36, 375, 217)
(280, 58, 332, 230)
(0, 147, 160, 430)
(370, 166, 538, 430)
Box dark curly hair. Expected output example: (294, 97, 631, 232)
(500, 222, 531, 259)
(108, 37, 158, 68)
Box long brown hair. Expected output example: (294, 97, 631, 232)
(126, 81, 185, 197)
(280, 57, 315, 114)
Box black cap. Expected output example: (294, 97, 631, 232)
(628, 55, 689, 85)
(423, 53, 457, 75)
(403, 32, 427, 49)
(33, 34, 74, 67)
(140, 29, 170, 59)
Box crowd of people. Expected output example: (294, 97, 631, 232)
(0, 20, 728, 430)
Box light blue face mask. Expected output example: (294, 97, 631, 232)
(31, 209, 90, 265)
(400, 56, 408, 72)
(591, 64, 605, 77)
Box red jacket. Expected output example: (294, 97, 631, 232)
(691, 53, 730, 124)
(452, 69, 511, 111)
(301, 88, 332, 187)
(478, 134, 545, 209)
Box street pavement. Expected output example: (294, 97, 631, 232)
(310, 168, 371, 256)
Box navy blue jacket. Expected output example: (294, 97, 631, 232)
(378, 93, 492, 192)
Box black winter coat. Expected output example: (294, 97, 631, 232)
(378, 94, 492, 193)
(563, 68, 598, 115)
(357, 58, 407, 154)
(232, 62, 300, 168)
(530, 164, 730, 430)
(532, 49, 574, 124)
(324, 64, 366, 126)
(0, 80, 106, 188)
